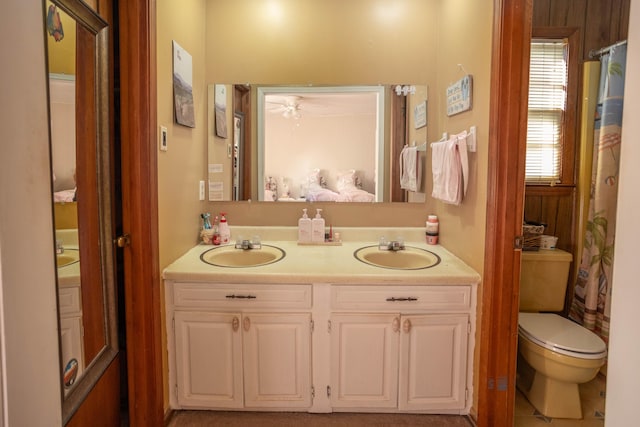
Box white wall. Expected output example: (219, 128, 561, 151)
(605, 1, 640, 424)
(0, 1, 63, 425)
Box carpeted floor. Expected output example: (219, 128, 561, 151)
(167, 411, 475, 427)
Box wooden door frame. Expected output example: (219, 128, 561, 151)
(477, 0, 531, 425)
(118, 0, 164, 425)
(116, 0, 530, 425)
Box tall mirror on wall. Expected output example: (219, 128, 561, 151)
(208, 84, 429, 203)
(45, 0, 118, 422)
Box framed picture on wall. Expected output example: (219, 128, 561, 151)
(172, 41, 195, 128)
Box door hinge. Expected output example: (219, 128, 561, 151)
(172, 317, 175, 331)
(465, 388, 469, 405)
(311, 385, 315, 401)
(326, 385, 331, 398)
(327, 320, 332, 333)
(514, 235, 523, 249)
(468, 322, 472, 335)
(310, 319, 314, 333)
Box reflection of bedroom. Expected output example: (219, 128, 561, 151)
(263, 91, 377, 202)
(49, 75, 77, 203)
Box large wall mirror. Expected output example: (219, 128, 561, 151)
(44, 0, 118, 422)
(207, 83, 429, 203)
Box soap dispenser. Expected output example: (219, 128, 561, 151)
(218, 213, 231, 244)
(298, 208, 312, 243)
(311, 209, 325, 243)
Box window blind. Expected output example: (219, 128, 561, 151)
(526, 39, 568, 182)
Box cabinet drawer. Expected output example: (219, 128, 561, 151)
(59, 286, 81, 315)
(173, 283, 312, 309)
(331, 285, 471, 311)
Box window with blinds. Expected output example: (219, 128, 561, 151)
(526, 39, 568, 183)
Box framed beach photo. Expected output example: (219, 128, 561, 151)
(172, 41, 195, 127)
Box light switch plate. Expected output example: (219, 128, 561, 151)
(468, 126, 477, 152)
(159, 126, 168, 151)
(199, 180, 205, 201)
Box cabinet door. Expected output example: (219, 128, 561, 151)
(174, 311, 243, 408)
(398, 314, 469, 411)
(243, 313, 312, 408)
(59, 315, 84, 393)
(330, 313, 400, 408)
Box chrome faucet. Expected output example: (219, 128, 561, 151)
(235, 236, 262, 250)
(56, 240, 64, 254)
(378, 237, 405, 251)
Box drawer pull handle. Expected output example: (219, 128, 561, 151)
(232, 316, 239, 332)
(243, 317, 251, 332)
(386, 297, 418, 302)
(225, 294, 257, 299)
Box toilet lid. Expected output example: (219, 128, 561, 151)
(518, 313, 607, 359)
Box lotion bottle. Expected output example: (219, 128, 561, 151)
(311, 209, 325, 243)
(218, 213, 231, 244)
(298, 209, 312, 243)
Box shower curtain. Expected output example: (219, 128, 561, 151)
(569, 42, 627, 344)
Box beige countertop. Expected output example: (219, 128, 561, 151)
(163, 227, 481, 286)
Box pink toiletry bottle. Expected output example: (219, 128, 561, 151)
(218, 213, 231, 244)
(426, 215, 439, 245)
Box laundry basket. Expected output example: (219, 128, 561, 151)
(522, 223, 545, 251)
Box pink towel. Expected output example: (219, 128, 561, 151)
(431, 132, 468, 205)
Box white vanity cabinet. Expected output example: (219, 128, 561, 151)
(58, 283, 84, 391)
(167, 282, 313, 410)
(328, 285, 473, 413)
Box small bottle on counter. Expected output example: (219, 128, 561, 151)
(426, 214, 439, 245)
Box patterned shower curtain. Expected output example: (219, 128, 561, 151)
(569, 42, 627, 344)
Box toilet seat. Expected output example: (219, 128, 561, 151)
(518, 312, 607, 359)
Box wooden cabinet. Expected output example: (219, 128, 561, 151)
(398, 314, 469, 411)
(59, 284, 84, 393)
(330, 313, 399, 409)
(166, 281, 475, 414)
(174, 311, 243, 408)
(168, 283, 312, 410)
(329, 285, 472, 413)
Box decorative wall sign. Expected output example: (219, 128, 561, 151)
(172, 41, 195, 127)
(446, 75, 473, 116)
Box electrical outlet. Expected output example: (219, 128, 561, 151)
(199, 180, 205, 201)
(159, 126, 168, 151)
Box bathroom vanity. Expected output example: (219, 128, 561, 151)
(56, 230, 84, 392)
(163, 228, 480, 415)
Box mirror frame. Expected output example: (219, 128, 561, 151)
(45, 0, 118, 423)
(257, 85, 386, 202)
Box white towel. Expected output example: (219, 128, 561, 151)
(431, 132, 469, 205)
(400, 145, 421, 192)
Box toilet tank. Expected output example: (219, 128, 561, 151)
(520, 249, 573, 312)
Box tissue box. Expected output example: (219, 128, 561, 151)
(523, 223, 545, 251)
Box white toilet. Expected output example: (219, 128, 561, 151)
(517, 249, 607, 419)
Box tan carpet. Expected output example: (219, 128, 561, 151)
(167, 411, 474, 427)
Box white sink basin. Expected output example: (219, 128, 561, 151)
(200, 245, 285, 268)
(354, 245, 440, 270)
(56, 249, 80, 268)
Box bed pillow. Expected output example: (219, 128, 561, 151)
(336, 169, 358, 192)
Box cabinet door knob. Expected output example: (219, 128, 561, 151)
(232, 316, 239, 332)
(243, 316, 251, 332)
(403, 319, 412, 333)
(392, 317, 400, 333)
